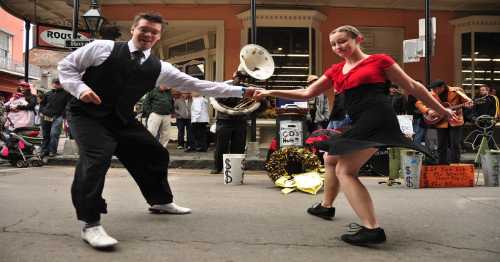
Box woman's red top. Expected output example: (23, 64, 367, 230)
(324, 54, 396, 93)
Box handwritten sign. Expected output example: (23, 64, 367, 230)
(420, 165, 475, 188)
(397, 115, 414, 136)
(279, 120, 303, 147)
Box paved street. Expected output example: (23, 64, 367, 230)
(0, 166, 499, 262)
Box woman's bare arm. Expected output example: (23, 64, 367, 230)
(385, 63, 456, 120)
(254, 75, 331, 100)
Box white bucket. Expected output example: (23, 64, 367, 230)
(400, 149, 423, 189)
(480, 150, 500, 187)
(223, 154, 245, 185)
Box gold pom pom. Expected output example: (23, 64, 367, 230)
(265, 146, 321, 182)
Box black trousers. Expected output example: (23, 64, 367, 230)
(70, 113, 173, 223)
(176, 118, 193, 148)
(191, 122, 208, 151)
(436, 126, 462, 164)
(213, 120, 247, 171)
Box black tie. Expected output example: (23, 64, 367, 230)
(131, 50, 144, 66)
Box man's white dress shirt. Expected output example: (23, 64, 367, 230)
(58, 40, 243, 100)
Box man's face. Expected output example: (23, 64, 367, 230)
(130, 18, 162, 50)
(52, 82, 62, 89)
(479, 86, 489, 97)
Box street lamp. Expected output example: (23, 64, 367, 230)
(82, 0, 104, 38)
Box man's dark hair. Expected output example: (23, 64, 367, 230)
(429, 79, 446, 90)
(132, 12, 165, 28)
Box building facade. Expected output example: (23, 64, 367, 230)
(0, 7, 40, 98)
(1, 1, 499, 96)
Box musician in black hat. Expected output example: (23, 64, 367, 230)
(58, 12, 255, 249)
(416, 79, 472, 164)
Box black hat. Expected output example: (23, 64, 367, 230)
(429, 80, 446, 89)
(52, 78, 60, 84)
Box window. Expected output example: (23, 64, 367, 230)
(248, 27, 311, 90)
(174, 59, 205, 80)
(0, 31, 11, 66)
(168, 39, 205, 58)
(461, 32, 500, 96)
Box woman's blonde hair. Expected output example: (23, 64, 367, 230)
(330, 25, 363, 39)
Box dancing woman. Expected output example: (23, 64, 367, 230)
(253, 25, 457, 245)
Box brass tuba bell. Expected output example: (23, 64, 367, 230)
(210, 44, 275, 115)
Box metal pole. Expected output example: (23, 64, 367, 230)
(250, 0, 257, 142)
(250, 0, 257, 44)
(72, 0, 80, 39)
(24, 18, 30, 82)
(424, 0, 432, 88)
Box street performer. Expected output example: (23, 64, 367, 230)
(416, 80, 472, 164)
(253, 25, 457, 246)
(58, 12, 256, 249)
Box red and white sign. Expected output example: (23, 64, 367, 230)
(36, 24, 91, 50)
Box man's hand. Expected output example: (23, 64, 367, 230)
(79, 89, 102, 105)
(243, 87, 263, 98)
(464, 100, 474, 108)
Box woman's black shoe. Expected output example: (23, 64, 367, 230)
(341, 223, 386, 246)
(307, 202, 335, 220)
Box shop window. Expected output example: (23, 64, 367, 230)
(168, 39, 205, 58)
(461, 32, 500, 96)
(247, 27, 312, 90)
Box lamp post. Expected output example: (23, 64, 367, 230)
(82, 0, 105, 38)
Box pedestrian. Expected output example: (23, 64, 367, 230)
(308, 75, 330, 130)
(39, 78, 72, 157)
(388, 84, 406, 115)
(4, 81, 36, 130)
(173, 92, 194, 150)
(58, 12, 255, 249)
(190, 92, 209, 152)
(143, 84, 174, 148)
(253, 25, 456, 246)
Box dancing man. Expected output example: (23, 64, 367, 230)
(253, 25, 456, 246)
(58, 12, 255, 249)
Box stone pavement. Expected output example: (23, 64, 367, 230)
(0, 166, 499, 262)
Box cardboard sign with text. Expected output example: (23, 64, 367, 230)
(420, 164, 475, 188)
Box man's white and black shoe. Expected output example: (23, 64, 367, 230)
(81, 225, 118, 249)
(149, 203, 192, 214)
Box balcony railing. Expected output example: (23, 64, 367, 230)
(0, 57, 41, 79)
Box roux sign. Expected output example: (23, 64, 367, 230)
(36, 24, 91, 50)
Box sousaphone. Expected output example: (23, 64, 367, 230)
(210, 44, 275, 115)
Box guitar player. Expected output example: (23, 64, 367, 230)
(416, 80, 473, 164)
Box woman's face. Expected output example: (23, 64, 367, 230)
(329, 31, 360, 58)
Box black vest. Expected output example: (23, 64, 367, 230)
(70, 42, 161, 124)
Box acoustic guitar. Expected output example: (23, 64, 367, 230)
(423, 97, 486, 125)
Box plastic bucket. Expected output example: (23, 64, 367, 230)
(223, 154, 245, 185)
(400, 149, 423, 189)
(480, 150, 500, 187)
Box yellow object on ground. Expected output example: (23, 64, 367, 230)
(274, 171, 323, 195)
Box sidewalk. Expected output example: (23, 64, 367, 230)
(51, 136, 480, 170)
(52, 136, 268, 170)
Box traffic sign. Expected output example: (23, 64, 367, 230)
(65, 39, 92, 49)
